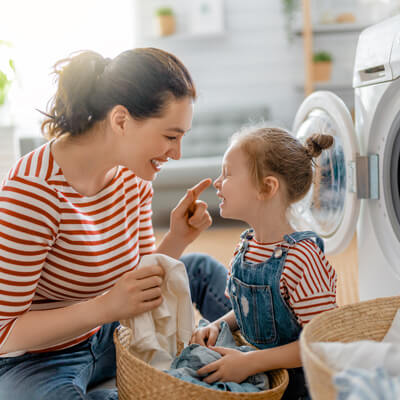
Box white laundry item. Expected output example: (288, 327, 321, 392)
(310, 307, 400, 376)
(382, 309, 400, 343)
(311, 340, 400, 376)
(120, 253, 195, 370)
(333, 367, 400, 400)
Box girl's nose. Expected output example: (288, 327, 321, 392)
(213, 176, 221, 188)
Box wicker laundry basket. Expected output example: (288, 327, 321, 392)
(114, 326, 289, 400)
(300, 295, 400, 400)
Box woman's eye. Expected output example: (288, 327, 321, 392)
(165, 136, 177, 141)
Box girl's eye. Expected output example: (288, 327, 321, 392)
(166, 136, 177, 141)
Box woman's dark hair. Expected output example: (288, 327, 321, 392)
(231, 127, 334, 204)
(41, 48, 196, 138)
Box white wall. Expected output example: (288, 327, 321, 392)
(134, 0, 305, 129)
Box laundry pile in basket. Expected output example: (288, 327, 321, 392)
(311, 308, 400, 399)
(120, 253, 269, 393)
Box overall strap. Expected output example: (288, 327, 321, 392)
(283, 231, 324, 252)
(239, 228, 254, 240)
(237, 228, 254, 254)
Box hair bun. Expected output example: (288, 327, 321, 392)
(305, 133, 334, 158)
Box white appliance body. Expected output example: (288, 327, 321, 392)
(354, 15, 400, 300)
(355, 78, 400, 300)
(292, 15, 400, 301)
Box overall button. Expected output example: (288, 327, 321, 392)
(273, 248, 282, 258)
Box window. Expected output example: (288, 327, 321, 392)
(1, 0, 135, 136)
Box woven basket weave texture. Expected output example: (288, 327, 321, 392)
(300, 295, 400, 400)
(114, 326, 289, 400)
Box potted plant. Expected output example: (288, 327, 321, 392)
(154, 7, 176, 37)
(313, 51, 333, 82)
(0, 40, 16, 125)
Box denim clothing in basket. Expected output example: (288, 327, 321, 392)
(166, 319, 269, 392)
(0, 257, 232, 399)
(228, 229, 324, 400)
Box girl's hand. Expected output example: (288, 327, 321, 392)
(169, 179, 212, 246)
(97, 265, 164, 323)
(190, 321, 220, 346)
(197, 347, 252, 383)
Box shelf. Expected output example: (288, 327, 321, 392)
(140, 31, 225, 41)
(295, 81, 353, 91)
(293, 22, 370, 36)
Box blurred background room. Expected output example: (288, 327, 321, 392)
(1, 0, 400, 306)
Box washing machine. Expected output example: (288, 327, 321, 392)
(291, 14, 400, 301)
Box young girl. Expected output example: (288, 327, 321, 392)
(190, 126, 337, 399)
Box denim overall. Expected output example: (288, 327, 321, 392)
(228, 229, 325, 400)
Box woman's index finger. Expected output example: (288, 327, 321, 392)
(190, 178, 212, 201)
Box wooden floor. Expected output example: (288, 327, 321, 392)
(155, 220, 359, 307)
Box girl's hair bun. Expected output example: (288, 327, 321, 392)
(305, 133, 334, 158)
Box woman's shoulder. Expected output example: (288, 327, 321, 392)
(7, 140, 56, 182)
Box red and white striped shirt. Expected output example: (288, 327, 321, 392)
(227, 236, 337, 326)
(0, 141, 156, 356)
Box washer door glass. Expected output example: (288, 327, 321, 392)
(292, 91, 359, 254)
(388, 112, 400, 241)
(293, 108, 345, 237)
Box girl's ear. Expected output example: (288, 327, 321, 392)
(258, 175, 280, 200)
(108, 105, 130, 136)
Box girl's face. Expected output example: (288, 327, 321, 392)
(214, 144, 260, 221)
(121, 96, 194, 181)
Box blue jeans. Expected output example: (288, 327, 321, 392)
(181, 253, 232, 321)
(0, 321, 119, 400)
(0, 253, 231, 399)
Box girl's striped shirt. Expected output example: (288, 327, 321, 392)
(0, 141, 156, 356)
(228, 235, 337, 326)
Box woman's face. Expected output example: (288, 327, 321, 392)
(121, 96, 194, 181)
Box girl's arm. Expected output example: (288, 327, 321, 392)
(198, 340, 301, 384)
(246, 340, 302, 372)
(212, 309, 238, 332)
(191, 310, 238, 346)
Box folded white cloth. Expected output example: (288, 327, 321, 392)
(120, 253, 195, 370)
(311, 340, 400, 376)
(310, 308, 400, 375)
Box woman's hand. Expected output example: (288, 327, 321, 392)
(97, 265, 164, 323)
(190, 321, 220, 347)
(197, 347, 252, 383)
(169, 178, 213, 246)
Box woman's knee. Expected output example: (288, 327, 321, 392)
(180, 253, 227, 279)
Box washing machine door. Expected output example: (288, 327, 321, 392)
(292, 91, 359, 254)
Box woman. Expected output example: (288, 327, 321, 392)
(0, 48, 231, 399)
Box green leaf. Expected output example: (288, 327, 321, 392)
(313, 51, 333, 62)
(155, 7, 173, 16)
(8, 59, 15, 72)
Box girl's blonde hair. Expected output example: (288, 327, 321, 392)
(230, 126, 334, 204)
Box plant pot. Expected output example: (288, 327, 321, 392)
(155, 15, 176, 37)
(313, 61, 332, 82)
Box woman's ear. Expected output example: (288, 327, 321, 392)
(258, 175, 280, 200)
(108, 105, 130, 136)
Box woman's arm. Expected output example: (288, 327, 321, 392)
(1, 265, 164, 354)
(157, 179, 212, 259)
